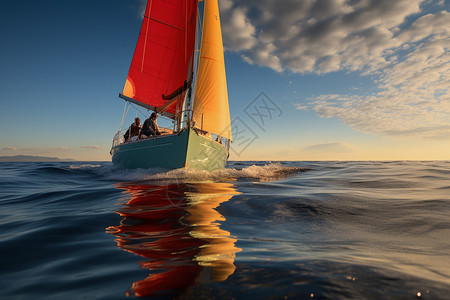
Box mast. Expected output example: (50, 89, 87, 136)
(186, 2, 203, 128)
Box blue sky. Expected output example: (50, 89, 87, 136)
(1, 0, 449, 161)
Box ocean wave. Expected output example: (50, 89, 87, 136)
(2, 161, 450, 299)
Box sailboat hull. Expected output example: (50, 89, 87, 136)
(111, 128, 228, 171)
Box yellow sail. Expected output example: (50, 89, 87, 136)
(193, 0, 232, 140)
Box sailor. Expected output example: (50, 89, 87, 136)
(124, 117, 141, 142)
(140, 112, 161, 138)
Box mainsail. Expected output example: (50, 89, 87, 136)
(192, 0, 232, 140)
(122, 0, 199, 116)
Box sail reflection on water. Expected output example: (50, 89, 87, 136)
(107, 182, 241, 297)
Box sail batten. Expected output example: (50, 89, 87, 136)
(122, 0, 199, 116)
(144, 16, 184, 30)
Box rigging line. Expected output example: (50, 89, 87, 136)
(191, 4, 202, 107)
(127, 99, 173, 121)
(119, 102, 131, 133)
(128, 101, 149, 119)
(144, 15, 183, 31)
(141, 9, 151, 72)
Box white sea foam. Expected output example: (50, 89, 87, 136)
(103, 163, 305, 182)
(69, 164, 102, 169)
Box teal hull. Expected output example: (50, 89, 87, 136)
(111, 129, 228, 171)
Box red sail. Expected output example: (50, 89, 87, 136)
(122, 0, 199, 115)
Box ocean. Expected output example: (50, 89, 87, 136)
(0, 161, 449, 299)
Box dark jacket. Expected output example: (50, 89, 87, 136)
(141, 117, 160, 137)
(124, 123, 141, 141)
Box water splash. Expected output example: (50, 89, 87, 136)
(68, 164, 102, 169)
(99, 162, 306, 182)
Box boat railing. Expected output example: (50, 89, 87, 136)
(112, 127, 177, 148)
(112, 131, 123, 148)
(159, 127, 174, 135)
(176, 109, 193, 131)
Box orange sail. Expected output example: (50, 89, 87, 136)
(122, 0, 199, 116)
(193, 0, 232, 140)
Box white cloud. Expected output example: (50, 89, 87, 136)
(251, 43, 282, 72)
(137, 0, 147, 19)
(49, 147, 72, 151)
(398, 11, 450, 43)
(219, 0, 450, 139)
(80, 145, 105, 149)
(2, 147, 16, 151)
(383, 125, 450, 139)
(310, 11, 450, 139)
(221, 6, 257, 51)
(294, 103, 308, 110)
(220, 0, 425, 74)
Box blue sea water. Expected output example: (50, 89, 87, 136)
(0, 161, 449, 299)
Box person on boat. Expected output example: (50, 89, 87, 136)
(140, 112, 161, 138)
(124, 117, 141, 142)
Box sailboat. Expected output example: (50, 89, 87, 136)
(110, 0, 232, 171)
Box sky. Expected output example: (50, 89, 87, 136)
(0, 0, 449, 161)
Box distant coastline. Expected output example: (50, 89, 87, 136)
(0, 155, 75, 162)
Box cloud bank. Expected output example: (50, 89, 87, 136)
(220, 0, 450, 139)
